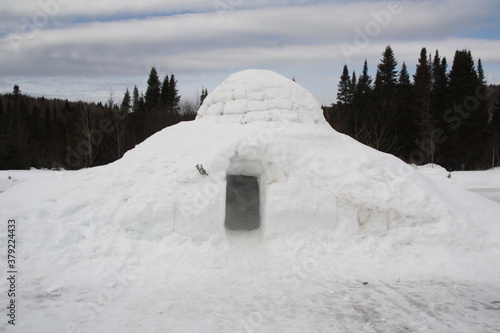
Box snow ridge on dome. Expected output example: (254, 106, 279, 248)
(196, 69, 326, 124)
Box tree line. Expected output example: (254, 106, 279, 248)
(0, 68, 199, 170)
(325, 45, 500, 171)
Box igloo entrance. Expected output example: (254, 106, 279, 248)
(225, 175, 261, 231)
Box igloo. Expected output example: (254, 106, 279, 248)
(175, 69, 338, 238)
(2, 69, 456, 242)
(94, 69, 453, 240)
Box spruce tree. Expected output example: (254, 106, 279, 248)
(160, 75, 170, 110)
(371, 45, 399, 153)
(396, 62, 415, 158)
(200, 87, 208, 106)
(335, 64, 353, 135)
(145, 67, 161, 112)
(490, 92, 500, 167)
(0, 96, 3, 130)
(431, 50, 448, 125)
(412, 47, 434, 164)
(354, 59, 373, 142)
(374, 45, 398, 102)
(337, 65, 352, 106)
(120, 88, 131, 113)
(445, 49, 488, 169)
(168, 74, 180, 111)
(132, 85, 140, 113)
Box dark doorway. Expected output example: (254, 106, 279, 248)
(225, 175, 260, 231)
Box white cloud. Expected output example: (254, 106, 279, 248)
(0, 0, 499, 103)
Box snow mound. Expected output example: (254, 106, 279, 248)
(1, 70, 500, 332)
(196, 69, 325, 124)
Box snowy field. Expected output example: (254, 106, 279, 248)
(1, 70, 500, 332)
(1, 161, 499, 333)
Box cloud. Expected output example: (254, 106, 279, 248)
(0, 0, 498, 103)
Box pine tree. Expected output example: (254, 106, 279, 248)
(132, 85, 140, 113)
(353, 59, 373, 142)
(335, 64, 353, 135)
(396, 62, 415, 158)
(351, 71, 357, 96)
(412, 47, 434, 164)
(477, 59, 486, 86)
(0, 96, 3, 130)
(374, 45, 398, 102)
(145, 67, 161, 112)
(0, 96, 6, 168)
(371, 45, 399, 153)
(160, 75, 170, 110)
(168, 74, 180, 111)
(337, 65, 352, 106)
(120, 88, 131, 113)
(200, 87, 208, 106)
(444, 49, 488, 170)
(490, 92, 500, 167)
(431, 50, 448, 125)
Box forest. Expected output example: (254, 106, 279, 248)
(0, 68, 200, 170)
(325, 45, 500, 171)
(1, 46, 499, 171)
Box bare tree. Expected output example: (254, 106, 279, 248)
(74, 107, 99, 168)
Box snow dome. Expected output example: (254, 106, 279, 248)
(196, 69, 326, 124)
(1, 69, 485, 242)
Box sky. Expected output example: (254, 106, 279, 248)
(0, 0, 499, 106)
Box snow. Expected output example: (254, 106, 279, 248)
(417, 164, 500, 204)
(1, 70, 500, 332)
(196, 69, 325, 124)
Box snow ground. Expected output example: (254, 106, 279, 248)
(417, 164, 500, 204)
(0, 165, 499, 332)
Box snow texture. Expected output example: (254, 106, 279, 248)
(0, 70, 499, 332)
(196, 69, 325, 124)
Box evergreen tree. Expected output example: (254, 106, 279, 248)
(335, 64, 353, 135)
(337, 65, 352, 106)
(374, 45, 398, 102)
(412, 47, 434, 164)
(160, 75, 170, 109)
(371, 45, 399, 153)
(168, 74, 180, 111)
(200, 87, 208, 106)
(132, 85, 140, 113)
(396, 62, 415, 158)
(444, 49, 488, 170)
(431, 50, 448, 122)
(477, 59, 486, 86)
(353, 59, 373, 142)
(490, 92, 500, 167)
(0, 96, 3, 130)
(145, 67, 161, 112)
(351, 71, 357, 96)
(120, 88, 131, 113)
(163, 74, 181, 126)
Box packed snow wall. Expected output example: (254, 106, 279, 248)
(172, 124, 339, 240)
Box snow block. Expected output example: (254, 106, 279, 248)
(196, 69, 326, 125)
